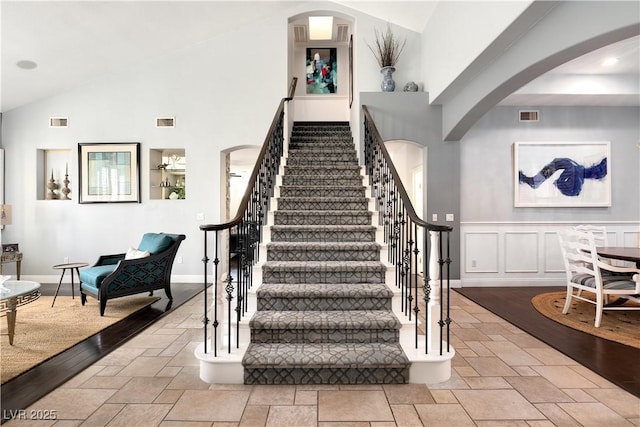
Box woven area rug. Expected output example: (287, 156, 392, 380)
(532, 291, 640, 349)
(1, 295, 159, 383)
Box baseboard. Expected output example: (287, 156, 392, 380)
(460, 277, 564, 287)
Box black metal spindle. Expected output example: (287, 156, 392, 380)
(438, 231, 444, 356)
(362, 105, 453, 355)
(199, 78, 296, 358)
(202, 231, 210, 354)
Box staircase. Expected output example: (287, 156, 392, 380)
(242, 121, 410, 384)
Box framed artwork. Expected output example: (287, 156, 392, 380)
(513, 141, 610, 207)
(306, 47, 337, 94)
(349, 35, 353, 108)
(2, 243, 18, 252)
(78, 142, 141, 203)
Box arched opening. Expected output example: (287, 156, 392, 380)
(385, 139, 428, 272)
(384, 139, 427, 217)
(222, 146, 261, 222)
(288, 10, 354, 122)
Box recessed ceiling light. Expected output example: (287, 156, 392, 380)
(16, 60, 38, 70)
(601, 57, 619, 67)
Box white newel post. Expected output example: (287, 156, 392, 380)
(428, 230, 442, 353)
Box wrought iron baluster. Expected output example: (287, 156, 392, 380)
(202, 231, 210, 354)
(362, 105, 453, 354)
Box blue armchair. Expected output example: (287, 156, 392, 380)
(80, 233, 186, 316)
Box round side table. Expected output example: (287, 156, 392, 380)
(51, 262, 89, 307)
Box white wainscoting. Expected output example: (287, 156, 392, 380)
(460, 221, 640, 287)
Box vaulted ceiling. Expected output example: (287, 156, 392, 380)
(2, 1, 638, 113)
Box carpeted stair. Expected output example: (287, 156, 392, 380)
(242, 121, 410, 384)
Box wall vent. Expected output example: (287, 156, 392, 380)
(294, 25, 307, 43)
(156, 117, 175, 128)
(336, 25, 349, 43)
(519, 110, 539, 122)
(49, 117, 68, 128)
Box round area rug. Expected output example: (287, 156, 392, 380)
(531, 291, 640, 349)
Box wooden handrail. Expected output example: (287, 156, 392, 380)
(200, 77, 297, 232)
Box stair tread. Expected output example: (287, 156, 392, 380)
(270, 225, 376, 229)
(251, 310, 400, 328)
(257, 282, 392, 297)
(279, 185, 364, 189)
(277, 196, 366, 201)
(267, 242, 380, 249)
(262, 261, 386, 269)
(274, 210, 370, 215)
(243, 343, 409, 367)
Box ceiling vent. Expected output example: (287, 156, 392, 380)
(294, 25, 307, 43)
(156, 117, 175, 128)
(519, 110, 539, 122)
(336, 25, 349, 43)
(49, 117, 68, 128)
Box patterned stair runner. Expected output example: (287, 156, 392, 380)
(242, 121, 410, 384)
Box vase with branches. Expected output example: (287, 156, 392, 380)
(368, 25, 406, 92)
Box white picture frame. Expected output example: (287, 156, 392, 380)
(78, 142, 141, 204)
(513, 141, 611, 207)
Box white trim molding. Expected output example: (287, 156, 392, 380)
(460, 221, 640, 287)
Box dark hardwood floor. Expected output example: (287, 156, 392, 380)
(1, 282, 205, 423)
(455, 286, 640, 398)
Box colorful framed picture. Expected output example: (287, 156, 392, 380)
(78, 142, 141, 203)
(349, 35, 353, 108)
(513, 141, 611, 207)
(306, 48, 337, 94)
(2, 243, 19, 252)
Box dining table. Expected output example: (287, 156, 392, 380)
(596, 246, 640, 268)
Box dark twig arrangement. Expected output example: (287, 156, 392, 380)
(368, 25, 407, 68)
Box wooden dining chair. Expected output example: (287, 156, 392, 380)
(558, 228, 640, 327)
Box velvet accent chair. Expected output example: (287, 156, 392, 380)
(558, 228, 640, 327)
(79, 233, 186, 316)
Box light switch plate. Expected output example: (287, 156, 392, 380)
(446, 214, 454, 222)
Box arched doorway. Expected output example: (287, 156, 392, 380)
(287, 11, 354, 122)
(222, 146, 261, 222)
(385, 139, 428, 272)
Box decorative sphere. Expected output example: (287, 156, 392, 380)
(403, 81, 419, 92)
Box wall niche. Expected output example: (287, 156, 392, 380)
(36, 149, 73, 201)
(150, 149, 186, 200)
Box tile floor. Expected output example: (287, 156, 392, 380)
(4, 291, 639, 426)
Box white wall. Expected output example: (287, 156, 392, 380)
(422, 1, 532, 102)
(0, 2, 427, 282)
(1, 13, 288, 281)
(293, 41, 350, 121)
(385, 140, 425, 210)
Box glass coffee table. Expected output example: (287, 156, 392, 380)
(0, 280, 41, 345)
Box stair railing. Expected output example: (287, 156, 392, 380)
(199, 78, 297, 356)
(362, 105, 453, 355)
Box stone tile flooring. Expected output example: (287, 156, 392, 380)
(5, 291, 639, 426)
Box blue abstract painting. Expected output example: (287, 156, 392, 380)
(514, 142, 611, 207)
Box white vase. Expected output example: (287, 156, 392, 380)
(380, 66, 396, 92)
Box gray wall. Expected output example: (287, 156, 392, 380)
(357, 100, 640, 282)
(360, 92, 461, 278)
(461, 106, 640, 222)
